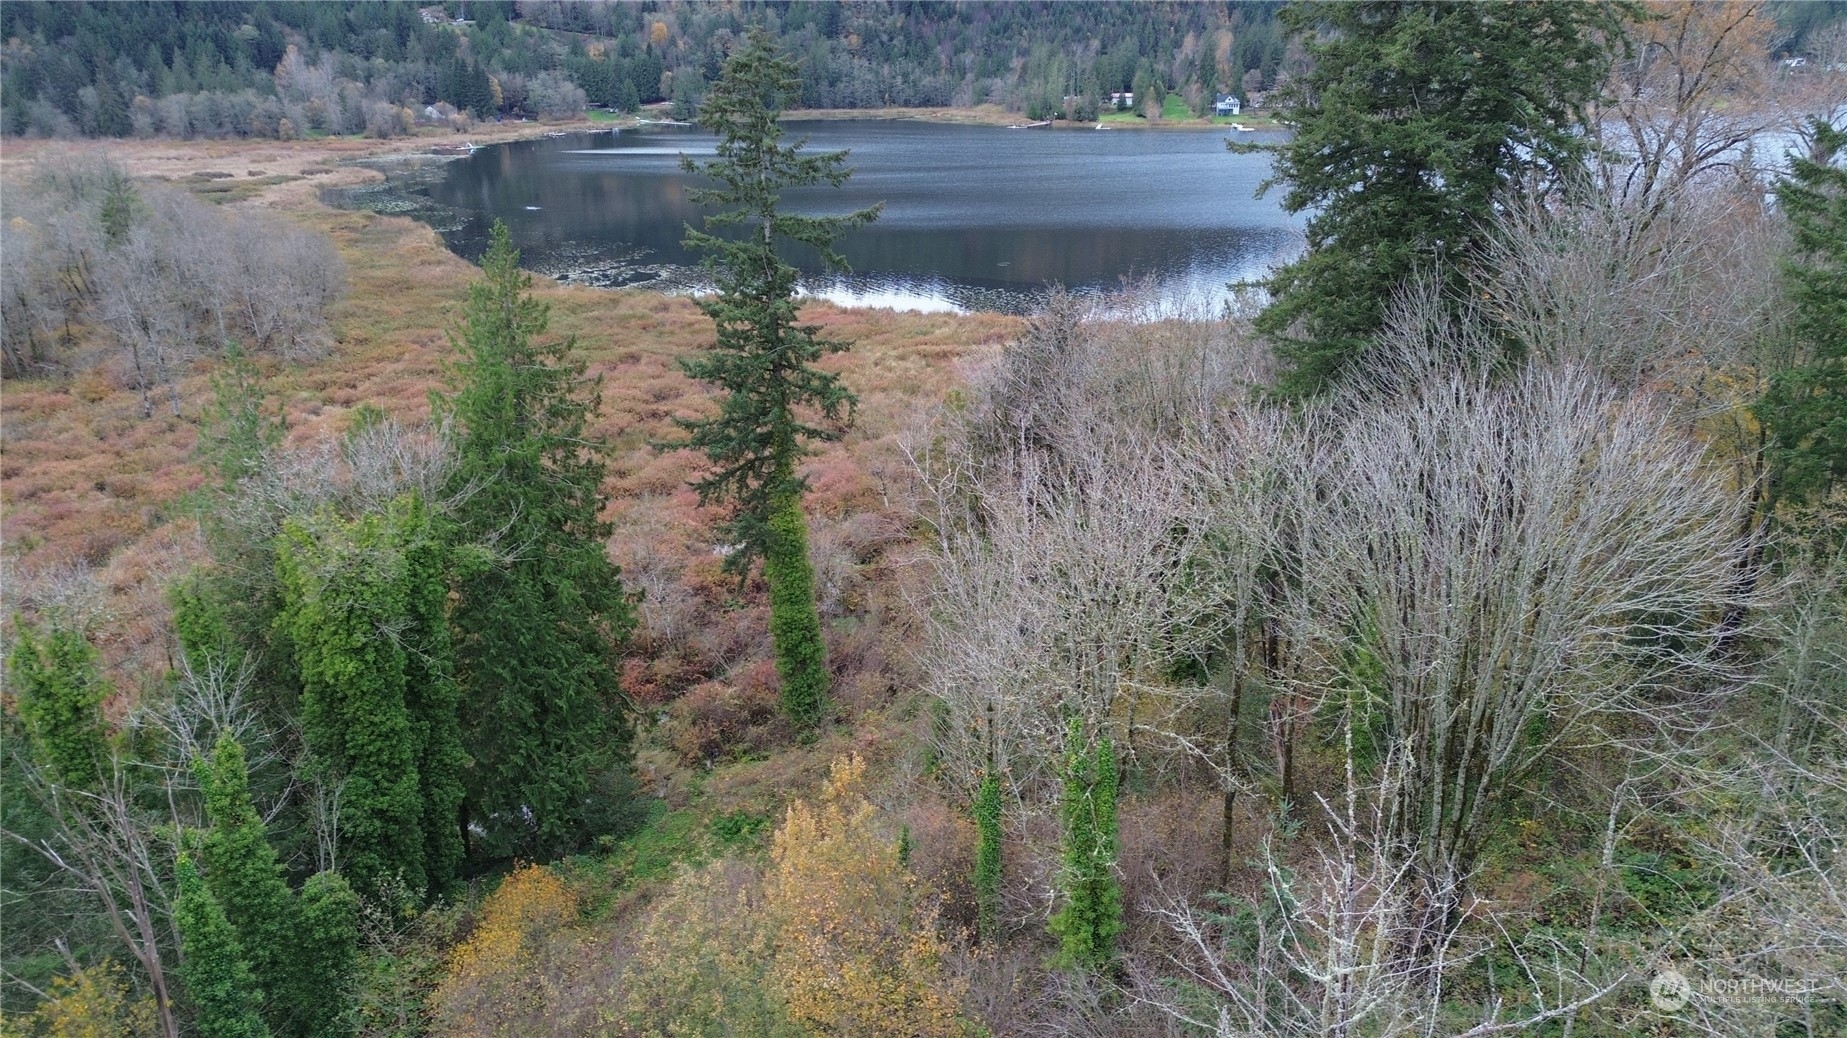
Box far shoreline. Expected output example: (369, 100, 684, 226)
(593, 102, 1285, 133)
(0, 102, 1280, 198)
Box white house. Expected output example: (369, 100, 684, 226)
(1214, 95, 1242, 117)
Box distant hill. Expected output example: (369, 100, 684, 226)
(0, 0, 1287, 138)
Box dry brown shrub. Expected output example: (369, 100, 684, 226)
(901, 793, 979, 931)
(663, 662, 789, 767)
(1114, 792, 1225, 954)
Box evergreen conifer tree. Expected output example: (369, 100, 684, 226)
(674, 27, 880, 733)
(1761, 118, 1847, 516)
(9, 622, 110, 793)
(173, 855, 271, 1038)
(440, 221, 635, 859)
(1242, 1, 1622, 394)
(199, 346, 286, 493)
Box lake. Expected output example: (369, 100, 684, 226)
(333, 120, 1303, 315)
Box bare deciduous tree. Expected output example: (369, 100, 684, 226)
(1299, 342, 1756, 953)
(1145, 761, 1624, 1038)
(93, 221, 197, 418)
(1479, 189, 1787, 395)
(1643, 555, 1847, 1037)
(911, 296, 1272, 802)
(5, 154, 344, 399)
(1596, 1, 1790, 215)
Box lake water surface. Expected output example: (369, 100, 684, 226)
(335, 120, 1303, 314)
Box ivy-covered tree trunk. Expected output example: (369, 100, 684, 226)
(195, 735, 359, 1038)
(274, 508, 426, 900)
(173, 855, 271, 1038)
(293, 872, 360, 1038)
(1049, 717, 1122, 970)
(973, 771, 1003, 944)
(397, 496, 466, 897)
(764, 485, 829, 732)
(9, 623, 110, 792)
(196, 737, 300, 1036)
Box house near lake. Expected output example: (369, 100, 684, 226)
(1215, 95, 1243, 117)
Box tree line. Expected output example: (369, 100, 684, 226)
(0, 1, 1287, 139)
(7, 2, 1844, 143)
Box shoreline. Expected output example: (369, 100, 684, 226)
(0, 100, 1280, 200)
(777, 103, 1282, 131)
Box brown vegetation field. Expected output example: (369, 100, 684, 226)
(0, 130, 1020, 788)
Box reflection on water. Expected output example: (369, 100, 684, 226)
(329, 121, 1304, 315)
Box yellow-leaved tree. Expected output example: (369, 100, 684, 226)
(618, 859, 800, 1038)
(765, 755, 967, 1038)
(432, 863, 582, 1036)
(7, 962, 158, 1038)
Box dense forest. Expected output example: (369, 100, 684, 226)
(3, 1, 1846, 1037)
(5, 0, 1844, 138)
(0, 0, 1294, 136)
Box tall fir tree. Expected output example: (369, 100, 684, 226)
(1243, 0, 1623, 394)
(675, 27, 880, 733)
(1049, 717, 1121, 970)
(1761, 118, 1847, 518)
(440, 221, 635, 860)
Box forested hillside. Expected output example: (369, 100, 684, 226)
(3, 1, 1845, 1037)
(10, 0, 1844, 139)
(0, 0, 1291, 137)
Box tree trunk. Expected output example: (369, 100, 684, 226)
(764, 485, 830, 733)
